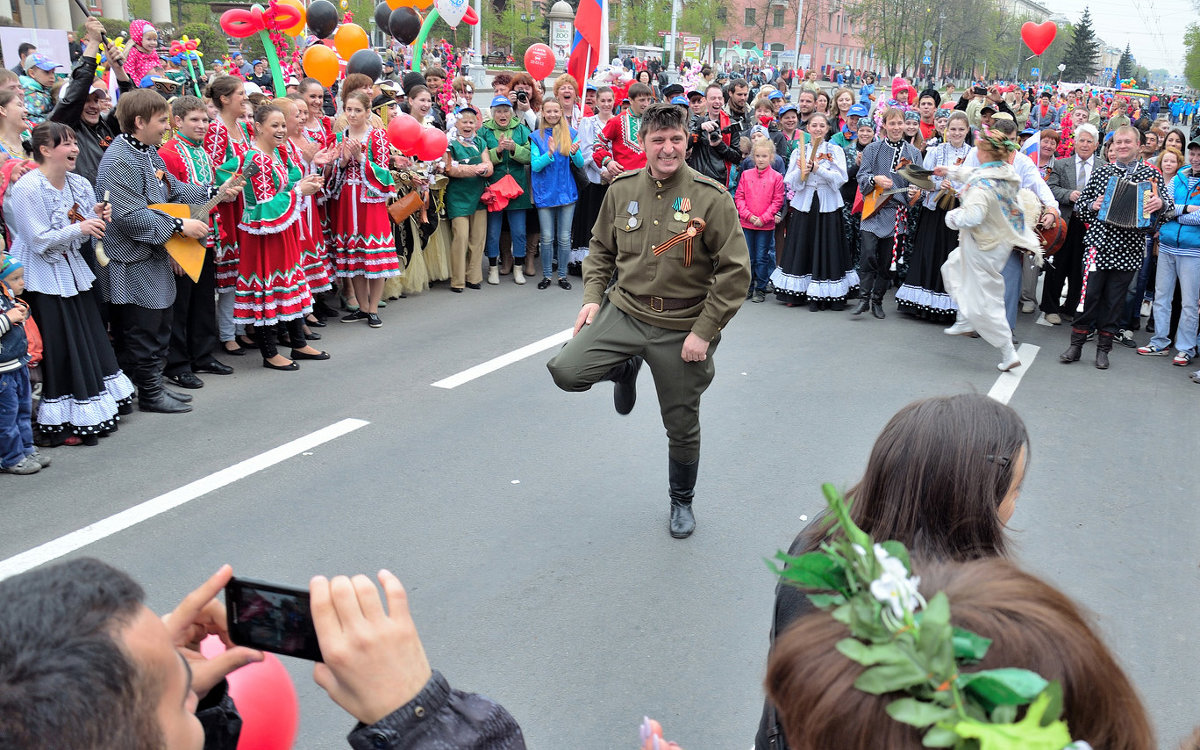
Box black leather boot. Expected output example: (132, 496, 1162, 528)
(605, 356, 643, 415)
(138, 374, 192, 414)
(851, 295, 870, 315)
(668, 457, 698, 539)
(1059, 327, 1088, 363)
(1095, 331, 1113, 369)
(870, 294, 886, 319)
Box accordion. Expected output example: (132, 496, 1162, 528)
(1097, 175, 1157, 229)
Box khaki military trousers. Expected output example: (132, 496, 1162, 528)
(450, 210, 486, 289)
(546, 297, 719, 463)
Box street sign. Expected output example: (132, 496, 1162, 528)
(924, 40, 933, 48)
(922, 55, 932, 65)
(1031, 67, 1040, 76)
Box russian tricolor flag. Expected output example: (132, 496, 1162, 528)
(568, 0, 607, 86)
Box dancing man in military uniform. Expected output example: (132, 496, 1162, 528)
(547, 103, 751, 539)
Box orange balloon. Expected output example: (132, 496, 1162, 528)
(412, 0, 433, 9)
(303, 45, 339, 88)
(333, 23, 369, 60)
(277, 0, 307, 36)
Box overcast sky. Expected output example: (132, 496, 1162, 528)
(1050, 0, 1191, 74)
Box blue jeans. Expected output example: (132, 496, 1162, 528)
(1149, 252, 1200, 355)
(1121, 241, 1154, 326)
(1002, 249, 1022, 332)
(485, 209, 527, 260)
(0, 367, 33, 469)
(742, 227, 775, 291)
(538, 203, 575, 279)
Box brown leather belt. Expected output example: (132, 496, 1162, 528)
(623, 289, 706, 312)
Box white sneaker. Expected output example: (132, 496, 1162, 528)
(487, 266, 500, 285)
(1045, 313, 1062, 325)
(1140, 299, 1152, 318)
(997, 344, 1021, 372)
(1021, 300, 1036, 314)
(944, 318, 976, 336)
(513, 266, 526, 285)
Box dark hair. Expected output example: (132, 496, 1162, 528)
(766, 558, 1156, 750)
(17, 42, 35, 57)
(253, 103, 282, 126)
(1039, 127, 1061, 144)
(407, 84, 431, 101)
(299, 77, 324, 95)
(799, 394, 1025, 561)
(636, 69, 652, 85)
(343, 89, 371, 112)
(797, 89, 815, 103)
(423, 66, 446, 81)
(341, 73, 373, 104)
(0, 558, 162, 748)
(206, 75, 243, 111)
(637, 102, 687, 141)
(491, 72, 514, 89)
(28, 122, 74, 163)
(170, 94, 207, 120)
(705, 83, 724, 97)
(730, 78, 749, 91)
(627, 82, 654, 101)
(116, 88, 169, 135)
(990, 118, 1018, 137)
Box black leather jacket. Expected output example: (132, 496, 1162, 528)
(687, 112, 744, 184)
(50, 56, 131, 185)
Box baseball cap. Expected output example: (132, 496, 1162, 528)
(777, 103, 797, 116)
(767, 90, 783, 101)
(26, 53, 60, 72)
(848, 103, 869, 118)
(670, 95, 688, 105)
(252, 59, 264, 66)
(457, 104, 479, 116)
(490, 95, 513, 108)
(991, 111, 1014, 122)
(88, 85, 110, 100)
(585, 82, 597, 91)
(1188, 135, 1200, 149)
(686, 89, 704, 100)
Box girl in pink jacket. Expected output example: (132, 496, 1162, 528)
(734, 138, 785, 302)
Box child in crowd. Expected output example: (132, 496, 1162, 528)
(443, 105, 492, 292)
(735, 138, 785, 303)
(0, 255, 40, 475)
(530, 99, 584, 290)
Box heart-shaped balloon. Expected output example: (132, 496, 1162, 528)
(1020, 21, 1056, 56)
(435, 0, 469, 28)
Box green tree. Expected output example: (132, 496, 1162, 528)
(483, 0, 528, 56)
(1059, 8, 1099, 81)
(1185, 24, 1200, 89)
(1117, 43, 1134, 79)
(176, 23, 229, 64)
(680, 0, 729, 60)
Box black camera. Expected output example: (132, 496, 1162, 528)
(515, 90, 529, 102)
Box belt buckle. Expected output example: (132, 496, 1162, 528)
(650, 296, 665, 312)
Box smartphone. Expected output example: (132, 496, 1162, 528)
(225, 577, 323, 662)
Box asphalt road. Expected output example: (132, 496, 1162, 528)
(2, 275, 1196, 749)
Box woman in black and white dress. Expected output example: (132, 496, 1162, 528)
(5, 123, 134, 446)
(897, 110, 973, 324)
(771, 113, 856, 310)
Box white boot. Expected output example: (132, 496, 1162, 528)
(997, 342, 1021, 372)
(513, 265, 526, 285)
(944, 316, 975, 336)
(487, 265, 500, 285)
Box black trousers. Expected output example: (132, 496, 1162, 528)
(165, 251, 218, 376)
(1075, 268, 1135, 335)
(1041, 215, 1085, 314)
(858, 231, 897, 299)
(117, 304, 173, 390)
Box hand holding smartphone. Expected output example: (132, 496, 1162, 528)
(225, 577, 323, 662)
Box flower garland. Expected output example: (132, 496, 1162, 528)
(768, 484, 1085, 750)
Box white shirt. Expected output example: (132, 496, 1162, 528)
(1074, 154, 1094, 189)
(964, 148, 1056, 207)
(785, 141, 847, 212)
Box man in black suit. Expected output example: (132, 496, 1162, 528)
(1044, 123, 1101, 325)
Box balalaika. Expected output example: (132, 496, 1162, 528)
(1097, 175, 1158, 229)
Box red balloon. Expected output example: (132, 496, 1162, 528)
(524, 43, 555, 81)
(200, 636, 298, 750)
(1020, 21, 1057, 56)
(414, 127, 448, 161)
(387, 113, 423, 153)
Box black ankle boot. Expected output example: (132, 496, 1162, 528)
(1095, 331, 1114, 369)
(138, 375, 192, 414)
(870, 297, 886, 319)
(1059, 328, 1088, 363)
(668, 457, 698, 539)
(851, 295, 870, 315)
(606, 356, 643, 415)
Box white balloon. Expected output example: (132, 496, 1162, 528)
(435, 0, 469, 27)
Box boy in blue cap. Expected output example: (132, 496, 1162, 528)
(0, 255, 43, 475)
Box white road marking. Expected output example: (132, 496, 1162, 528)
(432, 328, 573, 389)
(987, 343, 1039, 404)
(0, 418, 370, 582)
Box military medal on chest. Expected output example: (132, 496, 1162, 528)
(627, 200, 639, 229)
(672, 197, 691, 222)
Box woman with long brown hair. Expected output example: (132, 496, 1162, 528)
(509, 72, 543, 132)
(755, 393, 1028, 750)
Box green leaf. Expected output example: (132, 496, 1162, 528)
(767, 551, 849, 592)
(1038, 681, 1064, 727)
(917, 592, 951, 628)
(886, 697, 957, 729)
(951, 627, 992, 663)
(854, 661, 931, 694)
(958, 668, 1049, 710)
(990, 704, 1018, 723)
(915, 594, 955, 672)
(836, 638, 908, 667)
(806, 592, 845, 609)
(921, 725, 960, 747)
(946, 691, 1073, 750)
(879, 539, 911, 571)
(822, 483, 871, 549)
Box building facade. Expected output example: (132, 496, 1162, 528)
(710, 0, 871, 72)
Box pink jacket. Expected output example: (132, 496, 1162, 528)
(734, 166, 785, 230)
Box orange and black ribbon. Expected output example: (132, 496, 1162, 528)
(653, 217, 706, 267)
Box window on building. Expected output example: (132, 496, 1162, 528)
(745, 7, 756, 25)
(716, 6, 726, 20)
(773, 7, 784, 26)
(828, 13, 833, 31)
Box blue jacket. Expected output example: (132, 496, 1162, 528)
(1158, 169, 1200, 250)
(530, 126, 584, 208)
(0, 285, 28, 372)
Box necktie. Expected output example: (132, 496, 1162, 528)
(1077, 159, 1087, 188)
